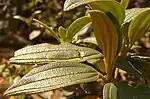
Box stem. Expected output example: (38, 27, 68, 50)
(33, 18, 60, 42)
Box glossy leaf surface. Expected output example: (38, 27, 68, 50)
(4, 62, 99, 96)
(66, 16, 91, 42)
(89, 10, 118, 80)
(89, 1, 125, 24)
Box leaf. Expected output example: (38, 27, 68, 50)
(103, 83, 117, 99)
(4, 62, 99, 96)
(89, 1, 125, 24)
(33, 18, 60, 42)
(106, 12, 122, 54)
(66, 16, 91, 42)
(124, 8, 150, 24)
(116, 82, 150, 99)
(13, 10, 41, 26)
(64, 0, 115, 11)
(89, 10, 118, 80)
(128, 8, 150, 44)
(58, 26, 66, 42)
(9, 42, 103, 65)
(29, 30, 41, 40)
(64, 0, 125, 24)
(104, 82, 150, 99)
(116, 56, 150, 79)
(120, 0, 129, 9)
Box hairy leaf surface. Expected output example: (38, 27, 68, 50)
(9, 42, 103, 64)
(4, 62, 99, 96)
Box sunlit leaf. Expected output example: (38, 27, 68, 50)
(128, 8, 150, 44)
(64, 0, 124, 24)
(103, 83, 117, 99)
(4, 62, 99, 96)
(29, 30, 41, 40)
(89, 10, 118, 80)
(58, 26, 66, 42)
(66, 16, 91, 42)
(116, 56, 150, 79)
(120, 0, 129, 9)
(9, 42, 103, 65)
(89, 1, 125, 24)
(63, 0, 115, 11)
(124, 8, 150, 24)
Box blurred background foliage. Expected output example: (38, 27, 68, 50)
(0, 0, 149, 99)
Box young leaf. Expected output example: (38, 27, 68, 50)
(66, 16, 91, 42)
(58, 26, 66, 42)
(4, 62, 99, 96)
(120, 0, 129, 9)
(128, 8, 150, 45)
(63, 0, 115, 11)
(124, 8, 149, 24)
(89, 10, 118, 80)
(89, 1, 125, 24)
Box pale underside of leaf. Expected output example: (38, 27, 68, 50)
(4, 62, 99, 96)
(10, 42, 103, 64)
(63, 0, 115, 11)
(89, 10, 118, 79)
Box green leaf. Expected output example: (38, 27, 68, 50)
(13, 10, 41, 26)
(89, 1, 125, 24)
(33, 18, 60, 42)
(64, 0, 115, 11)
(4, 62, 99, 96)
(124, 8, 150, 24)
(128, 8, 150, 44)
(104, 82, 150, 99)
(120, 0, 129, 9)
(89, 10, 118, 80)
(58, 26, 66, 42)
(117, 82, 150, 99)
(9, 42, 103, 65)
(66, 16, 91, 42)
(116, 56, 150, 79)
(64, 0, 125, 24)
(103, 83, 117, 99)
